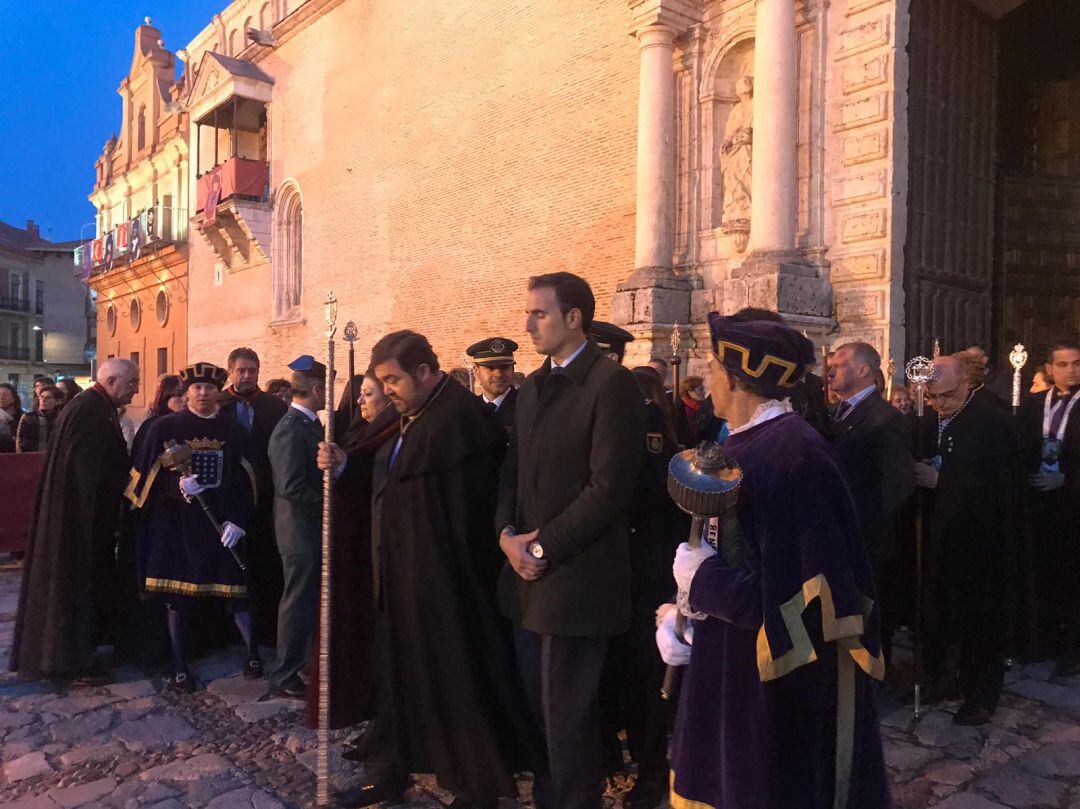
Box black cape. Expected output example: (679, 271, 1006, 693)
(372, 376, 539, 799)
(11, 387, 129, 677)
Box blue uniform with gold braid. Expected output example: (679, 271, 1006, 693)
(128, 408, 256, 601)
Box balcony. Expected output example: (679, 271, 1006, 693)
(74, 203, 188, 280)
(0, 297, 41, 315)
(0, 346, 30, 362)
(193, 157, 271, 270)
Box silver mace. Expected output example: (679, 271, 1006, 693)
(344, 321, 359, 426)
(660, 442, 742, 701)
(1009, 343, 1028, 416)
(316, 291, 338, 807)
(905, 355, 934, 719)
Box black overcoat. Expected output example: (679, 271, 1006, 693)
(496, 340, 647, 637)
(11, 387, 129, 677)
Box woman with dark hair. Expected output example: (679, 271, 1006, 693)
(130, 375, 185, 459)
(56, 378, 83, 405)
(306, 371, 400, 736)
(265, 378, 293, 404)
(0, 383, 25, 453)
(16, 385, 62, 453)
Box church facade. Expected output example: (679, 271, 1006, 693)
(87, 0, 1079, 383)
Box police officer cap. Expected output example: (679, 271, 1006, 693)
(466, 338, 518, 367)
(590, 321, 635, 362)
(288, 354, 327, 378)
(179, 362, 229, 390)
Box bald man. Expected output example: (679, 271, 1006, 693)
(12, 358, 140, 681)
(915, 356, 1019, 725)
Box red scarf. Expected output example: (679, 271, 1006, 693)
(682, 394, 701, 414)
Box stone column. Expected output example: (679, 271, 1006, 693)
(750, 0, 798, 253)
(628, 24, 678, 287)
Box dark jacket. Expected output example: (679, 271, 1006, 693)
(482, 385, 518, 433)
(219, 387, 288, 499)
(268, 405, 323, 556)
(827, 388, 915, 563)
(497, 340, 647, 637)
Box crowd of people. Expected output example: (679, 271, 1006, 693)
(6, 269, 1080, 809)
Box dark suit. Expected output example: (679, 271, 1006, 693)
(1017, 388, 1080, 660)
(220, 387, 288, 643)
(266, 405, 323, 687)
(497, 340, 646, 809)
(481, 385, 518, 432)
(828, 388, 915, 665)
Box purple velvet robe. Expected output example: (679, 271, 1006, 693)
(670, 412, 890, 809)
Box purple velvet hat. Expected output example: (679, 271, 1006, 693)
(706, 312, 816, 398)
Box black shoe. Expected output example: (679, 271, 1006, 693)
(627, 772, 667, 809)
(332, 770, 407, 807)
(242, 658, 263, 679)
(266, 675, 307, 700)
(953, 702, 992, 726)
(167, 672, 196, 694)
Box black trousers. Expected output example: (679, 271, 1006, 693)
(514, 628, 607, 809)
(925, 594, 1004, 711)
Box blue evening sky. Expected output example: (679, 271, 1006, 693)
(0, 1, 226, 243)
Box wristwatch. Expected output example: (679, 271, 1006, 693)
(526, 539, 545, 559)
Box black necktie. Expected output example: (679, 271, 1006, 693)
(833, 401, 852, 422)
(487, 402, 498, 414)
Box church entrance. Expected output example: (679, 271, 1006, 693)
(903, 0, 1080, 373)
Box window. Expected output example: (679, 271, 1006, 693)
(272, 182, 303, 321)
(10, 275, 20, 301)
(130, 298, 142, 332)
(34, 330, 43, 362)
(137, 105, 146, 151)
(106, 304, 117, 336)
(228, 29, 238, 56)
(130, 351, 140, 369)
(9, 322, 19, 349)
(157, 347, 168, 376)
(35, 281, 43, 315)
(156, 289, 169, 326)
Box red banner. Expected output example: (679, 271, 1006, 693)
(0, 452, 44, 553)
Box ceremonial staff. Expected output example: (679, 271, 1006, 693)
(670, 323, 682, 407)
(660, 442, 742, 701)
(885, 357, 895, 401)
(316, 292, 337, 807)
(463, 352, 476, 396)
(343, 320, 359, 426)
(905, 355, 934, 718)
(1009, 343, 1028, 416)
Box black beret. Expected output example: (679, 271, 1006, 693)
(589, 321, 635, 359)
(706, 313, 815, 398)
(179, 362, 229, 391)
(466, 337, 518, 367)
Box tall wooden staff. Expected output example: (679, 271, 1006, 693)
(316, 291, 337, 807)
(885, 358, 896, 401)
(1009, 343, 1028, 416)
(670, 323, 682, 406)
(905, 355, 934, 719)
(343, 320, 358, 426)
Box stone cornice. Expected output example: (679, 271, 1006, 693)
(627, 0, 705, 36)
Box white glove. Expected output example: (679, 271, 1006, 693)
(673, 541, 717, 595)
(655, 605, 693, 666)
(179, 473, 207, 498)
(220, 521, 245, 549)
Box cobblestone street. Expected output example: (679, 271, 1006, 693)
(3, 559, 1080, 808)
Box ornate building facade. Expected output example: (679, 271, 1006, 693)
(124, 0, 1077, 382)
(82, 21, 190, 415)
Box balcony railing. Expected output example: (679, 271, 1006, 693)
(196, 158, 269, 213)
(74, 203, 188, 280)
(0, 297, 38, 315)
(0, 345, 30, 362)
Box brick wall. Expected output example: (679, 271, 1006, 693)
(188, 0, 640, 379)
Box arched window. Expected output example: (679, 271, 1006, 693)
(228, 29, 238, 56)
(130, 298, 142, 332)
(259, 2, 272, 30)
(137, 105, 147, 151)
(273, 182, 303, 321)
(156, 289, 169, 326)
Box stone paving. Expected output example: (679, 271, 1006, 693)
(2, 555, 1080, 808)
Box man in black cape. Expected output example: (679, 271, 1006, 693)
(324, 330, 537, 809)
(11, 358, 139, 680)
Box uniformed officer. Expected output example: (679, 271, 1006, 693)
(465, 337, 519, 432)
(589, 321, 635, 365)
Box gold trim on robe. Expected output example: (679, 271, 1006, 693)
(755, 573, 885, 683)
(144, 577, 247, 598)
(240, 457, 257, 507)
(125, 460, 163, 509)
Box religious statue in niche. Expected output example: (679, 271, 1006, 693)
(721, 75, 753, 252)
